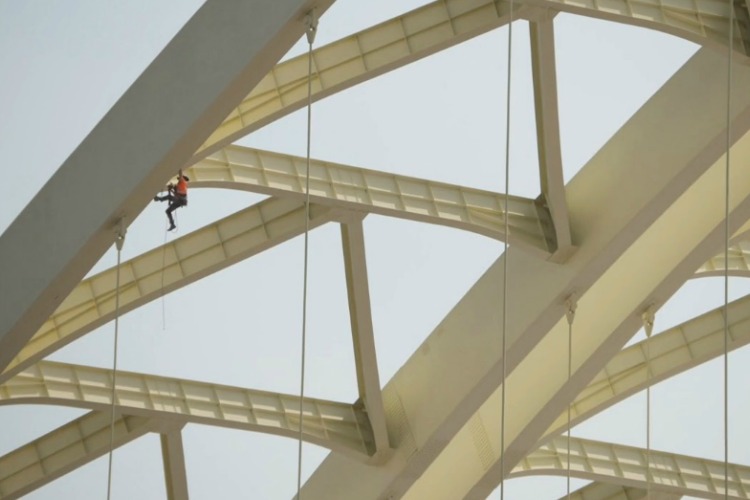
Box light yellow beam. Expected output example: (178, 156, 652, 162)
(543, 293, 750, 440)
(565, 482, 681, 500)
(197, 0, 526, 158)
(529, 13, 575, 262)
(512, 436, 750, 499)
(696, 241, 750, 277)
(529, 0, 750, 58)
(160, 429, 189, 500)
(187, 145, 554, 255)
(1, 197, 337, 384)
(0, 410, 171, 500)
(341, 219, 390, 462)
(0, 361, 374, 460)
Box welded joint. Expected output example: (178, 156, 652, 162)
(641, 305, 656, 338)
(114, 217, 127, 251)
(305, 8, 318, 44)
(564, 293, 577, 326)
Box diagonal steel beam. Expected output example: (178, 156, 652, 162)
(1, 197, 337, 384)
(0, 410, 174, 500)
(0, 0, 334, 374)
(543, 293, 750, 442)
(161, 429, 189, 500)
(529, 13, 575, 263)
(340, 219, 390, 463)
(0, 361, 374, 460)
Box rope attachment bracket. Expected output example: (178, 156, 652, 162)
(305, 8, 318, 44)
(564, 293, 577, 326)
(114, 217, 127, 252)
(641, 305, 656, 338)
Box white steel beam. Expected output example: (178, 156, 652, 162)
(512, 436, 750, 499)
(301, 48, 750, 500)
(543, 292, 750, 440)
(0, 361, 374, 460)
(198, 0, 527, 157)
(0, 410, 171, 500)
(0, 0, 334, 374)
(160, 429, 189, 500)
(566, 482, 681, 500)
(1, 197, 337, 383)
(696, 241, 750, 277)
(187, 145, 555, 255)
(526, 0, 750, 58)
(529, 14, 575, 262)
(340, 220, 390, 462)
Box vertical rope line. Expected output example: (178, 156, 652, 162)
(106, 228, 125, 500)
(161, 228, 168, 331)
(500, 0, 514, 498)
(297, 13, 316, 499)
(646, 329, 651, 498)
(566, 316, 572, 499)
(723, 3, 733, 497)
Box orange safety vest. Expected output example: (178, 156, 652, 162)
(175, 176, 188, 196)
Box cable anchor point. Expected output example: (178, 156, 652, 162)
(305, 8, 318, 44)
(641, 305, 656, 338)
(114, 217, 127, 251)
(564, 293, 577, 326)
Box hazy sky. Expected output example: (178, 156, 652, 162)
(1, 1, 747, 499)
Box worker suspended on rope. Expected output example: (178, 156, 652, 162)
(153, 169, 189, 231)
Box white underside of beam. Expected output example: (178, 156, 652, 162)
(0, 361, 374, 460)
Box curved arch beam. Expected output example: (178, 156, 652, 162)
(199, 0, 750, 160)
(0, 411, 174, 500)
(695, 241, 750, 278)
(196, 0, 527, 158)
(0, 197, 337, 384)
(511, 436, 750, 499)
(0, 361, 375, 460)
(187, 145, 554, 254)
(567, 482, 681, 500)
(543, 292, 750, 440)
(530, 0, 750, 58)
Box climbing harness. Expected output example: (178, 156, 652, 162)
(106, 218, 126, 500)
(296, 9, 318, 499)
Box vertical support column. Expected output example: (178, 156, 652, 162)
(340, 218, 390, 461)
(161, 428, 189, 500)
(529, 12, 574, 262)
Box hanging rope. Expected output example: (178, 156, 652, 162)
(106, 218, 126, 500)
(296, 10, 317, 500)
(723, 4, 734, 497)
(564, 296, 577, 499)
(499, 0, 514, 497)
(160, 226, 169, 331)
(642, 307, 655, 498)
